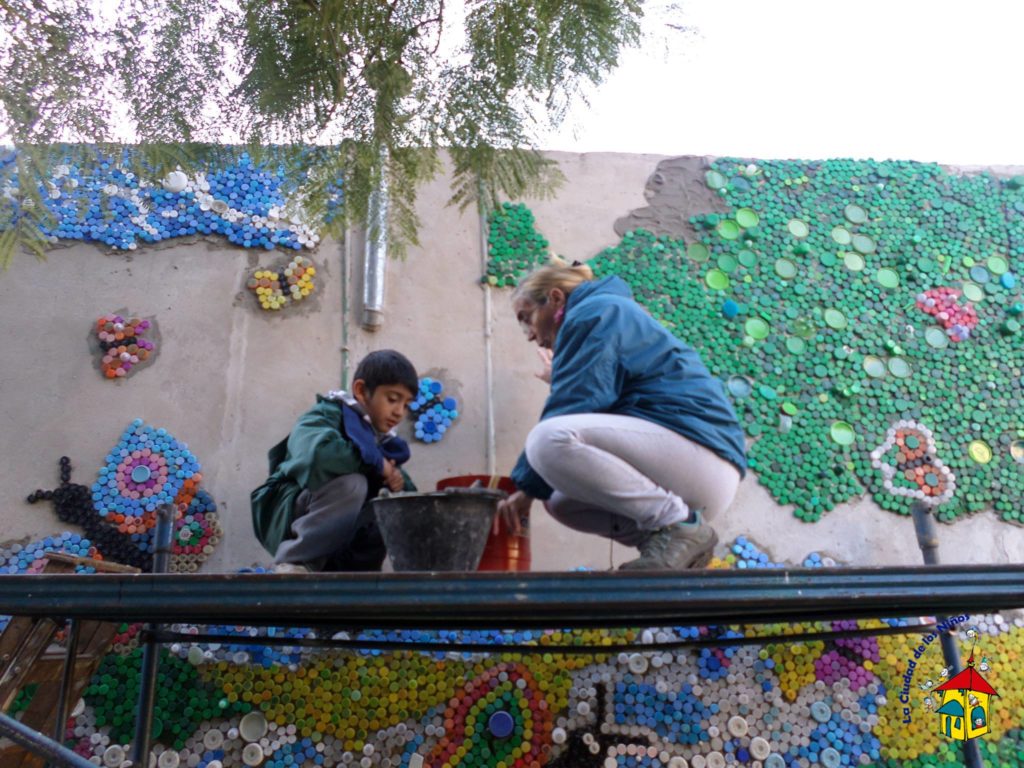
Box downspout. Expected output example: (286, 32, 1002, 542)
(340, 229, 351, 387)
(361, 174, 389, 330)
(479, 201, 496, 476)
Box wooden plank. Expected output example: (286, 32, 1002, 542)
(0, 616, 51, 672)
(0, 555, 138, 766)
(0, 619, 60, 711)
(43, 553, 139, 574)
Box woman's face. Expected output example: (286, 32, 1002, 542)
(513, 289, 564, 349)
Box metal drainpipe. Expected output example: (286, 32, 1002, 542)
(478, 203, 497, 476)
(361, 175, 389, 331)
(341, 230, 351, 387)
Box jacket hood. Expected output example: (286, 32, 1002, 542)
(567, 275, 633, 308)
(321, 390, 399, 440)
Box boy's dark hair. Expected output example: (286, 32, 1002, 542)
(353, 350, 418, 395)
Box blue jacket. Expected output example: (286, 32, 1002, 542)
(511, 276, 747, 500)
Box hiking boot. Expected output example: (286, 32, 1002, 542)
(272, 562, 312, 574)
(619, 513, 718, 571)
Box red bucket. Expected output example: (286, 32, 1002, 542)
(436, 475, 531, 572)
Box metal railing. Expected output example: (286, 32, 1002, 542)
(0, 504, 1017, 766)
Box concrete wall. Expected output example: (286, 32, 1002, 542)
(2, 151, 1023, 572)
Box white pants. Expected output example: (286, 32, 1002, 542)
(525, 414, 741, 546)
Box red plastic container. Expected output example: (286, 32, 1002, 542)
(435, 475, 531, 571)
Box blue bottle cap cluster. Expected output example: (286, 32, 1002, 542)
(0, 148, 342, 252)
(409, 378, 458, 444)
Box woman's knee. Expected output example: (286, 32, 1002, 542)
(524, 416, 577, 471)
(696, 465, 742, 522)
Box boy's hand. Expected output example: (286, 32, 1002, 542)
(382, 459, 404, 492)
(494, 490, 532, 536)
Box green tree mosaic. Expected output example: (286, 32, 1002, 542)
(83, 647, 251, 749)
(485, 202, 553, 287)
(490, 159, 1024, 523)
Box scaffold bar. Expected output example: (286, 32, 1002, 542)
(0, 566, 1019, 629)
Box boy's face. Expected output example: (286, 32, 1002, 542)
(352, 380, 415, 433)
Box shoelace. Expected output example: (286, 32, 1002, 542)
(637, 526, 677, 559)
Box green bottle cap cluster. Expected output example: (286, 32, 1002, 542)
(489, 157, 1024, 524)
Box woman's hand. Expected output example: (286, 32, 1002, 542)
(381, 459, 404, 492)
(534, 347, 553, 384)
(494, 490, 533, 536)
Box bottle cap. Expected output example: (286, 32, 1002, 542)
(716, 220, 740, 240)
(787, 219, 809, 238)
(735, 208, 759, 228)
(488, 711, 515, 739)
(844, 204, 868, 224)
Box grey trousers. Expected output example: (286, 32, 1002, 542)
(274, 474, 386, 571)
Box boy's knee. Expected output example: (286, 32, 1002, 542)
(316, 473, 369, 502)
(339, 473, 369, 496)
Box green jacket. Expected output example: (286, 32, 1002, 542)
(250, 395, 415, 555)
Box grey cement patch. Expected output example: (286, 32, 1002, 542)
(614, 156, 731, 241)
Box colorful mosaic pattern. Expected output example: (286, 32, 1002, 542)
(0, 148, 340, 252)
(487, 160, 1024, 523)
(91, 420, 200, 520)
(22, 429, 221, 574)
(2, 537, 1017, 768)
(247, 255, 317, 311)
(871, 422, 956, 507)
(914, 288, 977, 343)
(95, 314, 156, 379)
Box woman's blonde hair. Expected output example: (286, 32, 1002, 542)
(513, 256, 594, 304)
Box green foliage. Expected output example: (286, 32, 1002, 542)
(0, 0, 648, 263)
(466, 0, 642, 112)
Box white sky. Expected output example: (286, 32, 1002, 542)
(543, 0, 1024, 165)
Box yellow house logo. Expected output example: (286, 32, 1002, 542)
(931, 654, 998, 741)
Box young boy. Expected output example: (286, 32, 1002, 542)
(251, 350, 418, 573)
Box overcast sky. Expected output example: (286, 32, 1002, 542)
(544, 0, 1024, 166)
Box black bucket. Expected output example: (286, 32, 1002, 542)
(371, 488, 506, 571)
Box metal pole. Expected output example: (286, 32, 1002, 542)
(129, 503, 174, 767)
(0, 711, 95, 768)
(0, 567, 1023, 629)
(910, 501, 984, 768)
(341, 228, 351, 389)
(48, 618, 81, 766)
(478, 201, 497, 477)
